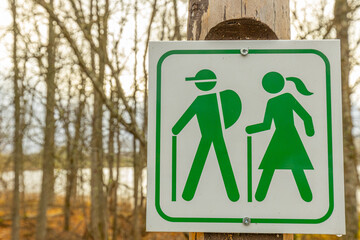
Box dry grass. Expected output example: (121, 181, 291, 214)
(0, 193, 187, 240)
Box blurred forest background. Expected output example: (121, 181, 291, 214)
(0, 0, 359, 239)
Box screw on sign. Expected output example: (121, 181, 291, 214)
(241, 48, 249, 56)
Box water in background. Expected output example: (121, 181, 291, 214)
(0, 168, 147, 200)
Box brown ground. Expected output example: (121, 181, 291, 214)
(0, 194, 352, 240)
(0, 194, 187, 240)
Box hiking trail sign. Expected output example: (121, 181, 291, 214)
(146, 40, 345, 235)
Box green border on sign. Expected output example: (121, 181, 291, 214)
(155, 49, 333, 224)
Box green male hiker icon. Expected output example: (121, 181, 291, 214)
(172, 69, 241, 202)
(246, 71, 315, 202)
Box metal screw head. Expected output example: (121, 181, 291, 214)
(243, 217, 251, 226)
(241, 48, 249, 56)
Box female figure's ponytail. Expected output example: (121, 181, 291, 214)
(286, 77, 313, 96)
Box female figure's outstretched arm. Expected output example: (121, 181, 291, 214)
(246, 101, 273, 134)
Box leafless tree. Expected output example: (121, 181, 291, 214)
(10, 0, 23, 238)
(35, 0, 57, 238)
(334, 1, 359, 239)
(2, 0, 188, 238)
(292, 0, 360, 239)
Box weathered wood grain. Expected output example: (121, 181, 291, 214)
(187, 1, 292, 239)
(187, 0, 289, 40)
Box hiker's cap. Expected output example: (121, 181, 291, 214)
(186, 69, 217, 81)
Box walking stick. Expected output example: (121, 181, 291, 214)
(247, 136, 252, 202)
(172, 135, 177, 201)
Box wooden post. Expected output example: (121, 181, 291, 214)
(190, 233, 294, 240)
(187, 0, 292, 239)
(187, 0, 290, 40)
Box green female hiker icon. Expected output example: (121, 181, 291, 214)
(172, 69, 241, 202)
(246, 71, 315, 202)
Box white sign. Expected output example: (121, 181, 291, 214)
(146, 40, 345, 234)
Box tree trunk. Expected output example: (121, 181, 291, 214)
(90, 51, 107, 240)
(112, 99, 121, 240)
(64, 77, 84, 231)
(63, 80, 72, 232)
(63, 121, 72, 232)
(35, 0, 56, 238)
(11, 0, 22, 239)
(107, 89, 116, 238)
(91, 86, 107, 240)
(187, 0, 291, 239)
(132, 0, 142, 239)
(90, 0, 108, 239)
(334, 0, 359, 239)
(172, 0, 181, 40)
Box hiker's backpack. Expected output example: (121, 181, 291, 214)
(220, 90, 242, 129)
